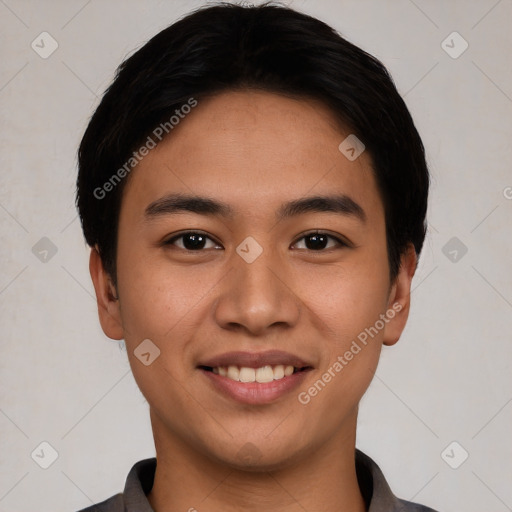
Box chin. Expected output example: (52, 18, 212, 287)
(204, 436, 307, 473)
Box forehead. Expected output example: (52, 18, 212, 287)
(121, 90, 383, 223)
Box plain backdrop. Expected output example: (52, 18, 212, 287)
(1, 0, 511, 511)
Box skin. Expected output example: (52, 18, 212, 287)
(90, 90, 417, 512)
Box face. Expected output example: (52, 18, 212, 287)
(91, 90, 416, 470)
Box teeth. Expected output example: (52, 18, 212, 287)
(255, 366, 274, 383)
(273, 365, 285, 380)
(210, 364, 300, 382)
(227, 365, 239, 380)
(239, 367, 256, 382)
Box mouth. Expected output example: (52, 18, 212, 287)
(197, 350, 314, 405)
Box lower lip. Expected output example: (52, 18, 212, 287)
(199, 368, 311, 405)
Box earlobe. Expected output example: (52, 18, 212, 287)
(89, 247, 124, 340)
(382, 244, 417, 346)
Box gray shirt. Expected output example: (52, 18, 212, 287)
(77, 450, 439, 511)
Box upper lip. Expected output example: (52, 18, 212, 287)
(198, 350, 313, 369)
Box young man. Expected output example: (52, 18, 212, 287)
(76, 2, 437, 511)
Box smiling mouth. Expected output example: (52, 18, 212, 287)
(199, 364, 312, 383)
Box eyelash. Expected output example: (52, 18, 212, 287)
(163, 230, 349, 252)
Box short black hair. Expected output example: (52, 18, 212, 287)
(77, 1, 429, 285)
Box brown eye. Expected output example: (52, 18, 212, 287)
(292, 231, 347, 251)
(164, 231, 221, 251)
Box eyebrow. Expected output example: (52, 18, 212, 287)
(144, 192, 366, 223)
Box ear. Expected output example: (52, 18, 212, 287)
(89, 247, 124, 340)
(382, 244, 417, 347)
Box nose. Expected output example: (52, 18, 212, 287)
(213, 243, 301, 336)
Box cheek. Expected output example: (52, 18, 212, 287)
(115, 245, 219, 349)
(115, 255, 210, 399)
(295, 251, 390, 340)
(296, 265, 388, 419)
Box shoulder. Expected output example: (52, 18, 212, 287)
(395, 497, 439, 511)
(355, 450, 441, 512)
(74, 457, 156, 512)
(76, 492, 124, 512)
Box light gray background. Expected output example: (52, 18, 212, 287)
(1, 0, 511, 511)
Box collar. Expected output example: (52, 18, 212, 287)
(121, 449, 435, 511)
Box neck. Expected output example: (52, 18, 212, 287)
(147, 410, 366, 512)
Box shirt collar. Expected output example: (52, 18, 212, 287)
(122, 449, 410, 511)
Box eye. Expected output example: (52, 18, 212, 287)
(292, 231, 348, 251)
(163, 230, 349, 252)
(164, 231, 222, 251)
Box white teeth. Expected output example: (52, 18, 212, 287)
(273, 365, 284, 379)
(239, 367, 256, 382)
(284, 365, 294, 376)
(255, 365, 274, 383)
(227, 365, 240, 380)
(210, 364, 302, 382)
